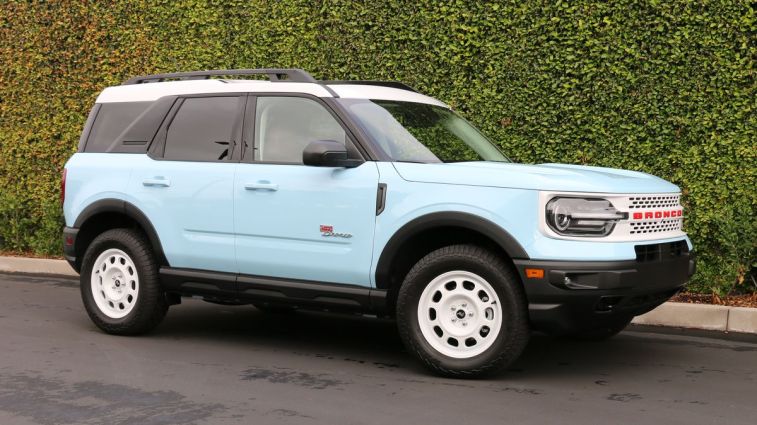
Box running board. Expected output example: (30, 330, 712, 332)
(159, 267, 387, 313)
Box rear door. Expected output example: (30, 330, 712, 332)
(130, 94, 244, 274)
(234, 95, 379, 286)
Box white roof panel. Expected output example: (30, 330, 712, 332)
(95, 80, 449, 108)
(327, 84, 448, 107)
(96, 80, 334, 103)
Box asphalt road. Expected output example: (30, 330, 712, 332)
(0, 273, 755, 425)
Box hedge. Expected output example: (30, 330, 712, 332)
(1, 1, 754, 294)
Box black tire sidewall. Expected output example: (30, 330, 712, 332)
(397, 246, 529, 375)
(80, 229, 164, 333)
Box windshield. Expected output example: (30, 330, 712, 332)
(339, 99, 509, 163)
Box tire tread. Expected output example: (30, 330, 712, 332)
(80, 228, 168, 335)
(396, 244, 529, 378)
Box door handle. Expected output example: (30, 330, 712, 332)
(244, 181, 278, 191)
(142, 178, 171, 187)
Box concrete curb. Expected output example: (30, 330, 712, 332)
(1, 256, 755, 334)
(0, 256, 78, 277)
(632, 302, 757, 334)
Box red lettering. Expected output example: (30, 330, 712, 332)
(633, 212, 643, 220)
(645, 212, 653, 219)
(663, 211, 671, 218)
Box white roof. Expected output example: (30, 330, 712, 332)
(328, 84, 447, 107)
(95, 79, 448, 107)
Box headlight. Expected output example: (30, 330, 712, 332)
(546, 197, 627, 237)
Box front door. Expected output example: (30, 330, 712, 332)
(234, 95, 379, 286)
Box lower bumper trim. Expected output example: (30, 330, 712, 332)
(514, 251, 694, 334)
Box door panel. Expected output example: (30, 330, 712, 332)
(129, 95, 243, 274)
(235, 95, 379, 286)
(130, 157, 237, 273)
(235, 162, 379, 285)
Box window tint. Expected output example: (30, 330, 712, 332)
(254, 97, 347, 163)
(164, 97, 239, 161)
(85, 102, 151, 152)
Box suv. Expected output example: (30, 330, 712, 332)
(63, 68, 695, 377)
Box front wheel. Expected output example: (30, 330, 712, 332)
(396, 245, 530, 378)
(80, 228, 168, 335)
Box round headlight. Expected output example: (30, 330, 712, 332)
(546, 197, 626, 237)
(553, 205, 570, 231)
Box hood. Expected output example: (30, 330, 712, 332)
(392, 162, 680, 194)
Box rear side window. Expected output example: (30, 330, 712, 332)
(163, 97, 239, 161)
(84, 102, 151, 152)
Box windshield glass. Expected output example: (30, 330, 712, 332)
(339, 99, 509, 163)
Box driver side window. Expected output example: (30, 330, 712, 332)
(253, 97, 348, 164)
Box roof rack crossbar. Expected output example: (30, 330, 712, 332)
(123, 68, 317, 85)
(320, 80, 417, 92)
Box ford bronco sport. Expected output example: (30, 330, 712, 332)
(63, 68, 695, 377)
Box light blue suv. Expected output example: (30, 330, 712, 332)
(63, 69, 695, 377)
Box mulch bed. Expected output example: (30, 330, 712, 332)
(672, 292, 757, 308)
(0, 251, 64, 260)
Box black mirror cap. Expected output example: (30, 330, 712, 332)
(303, 140, 362, 168)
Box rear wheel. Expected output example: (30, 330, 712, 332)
(396, 245, 529, 378)
(80, 228, 168, 335)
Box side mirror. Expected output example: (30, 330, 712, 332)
(303, 140, 362, 168)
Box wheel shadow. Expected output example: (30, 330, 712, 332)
(147, 299, 686, 380)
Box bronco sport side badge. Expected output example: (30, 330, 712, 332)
(320, 225, 353, 239)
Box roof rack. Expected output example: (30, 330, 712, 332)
(321, 80, 417, 93)
(122, 68, 317, 85)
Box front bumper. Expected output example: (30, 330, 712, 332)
(514, 240, 695, 334)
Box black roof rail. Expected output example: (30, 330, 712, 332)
(320, 80, 417, 93)
(123, 68, 317, 85)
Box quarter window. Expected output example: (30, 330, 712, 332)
(254, 97, 348, 163)
(85, 102, 151, 152)
(164, 97, 239, 161)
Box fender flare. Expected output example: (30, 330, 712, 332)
(73, 198, 168, 266)
(374, 212, 529, 289)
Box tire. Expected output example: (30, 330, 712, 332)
(572, 317, 633, 341)
(80, 228, 168, 335)
(396, 244, 530, 378)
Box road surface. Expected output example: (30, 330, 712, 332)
(0, 272, 755, 424)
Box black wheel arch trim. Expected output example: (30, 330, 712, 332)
(375, 211, 530, 289)
(73, 198, 169, 266)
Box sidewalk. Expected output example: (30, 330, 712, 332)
(1, 255, 755, 334)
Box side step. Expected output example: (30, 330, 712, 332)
(159, 267, 387, 313)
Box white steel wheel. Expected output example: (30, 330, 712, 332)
(417, 270, 503, 359)
(90, 248, 139, 319)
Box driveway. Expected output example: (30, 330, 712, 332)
(0, 273, 755, 424)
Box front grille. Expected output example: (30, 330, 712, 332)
(630, 218, 683, 235)
(628, 195, 680, 209)
(612, 193, 685, 241)
(635, 240, 688, 262)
